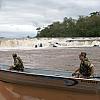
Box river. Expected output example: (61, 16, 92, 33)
(0, 47, 100, 100)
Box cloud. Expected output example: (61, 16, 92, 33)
(0, 0, 100, 37)
(0, 24, 36, 32)
(0, 24, 37, 38)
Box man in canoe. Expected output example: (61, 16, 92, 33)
(72, 52, 94, 78)
(9, 53, 24, 71)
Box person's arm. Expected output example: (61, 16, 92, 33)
(90, 64, 94, 75)
(75, 68, 80, 73)
(72, 67, 80, 76)
(14, 59, 19, 67)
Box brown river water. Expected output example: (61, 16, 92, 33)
(0, 47, 100, 100)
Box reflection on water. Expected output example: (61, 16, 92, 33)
(0, 81, 100, 100)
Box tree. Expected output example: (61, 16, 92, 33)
(36, 11, 100, 37)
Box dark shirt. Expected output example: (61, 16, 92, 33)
(13, 57, 24, 71)
(79, 58, 92, 77)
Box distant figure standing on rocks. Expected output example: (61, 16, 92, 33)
(9, 53, 24, 71)
(72, 52, 94, 78)
(40, 43, 42, 47)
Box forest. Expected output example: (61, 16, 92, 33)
(36, 11, 100, 37)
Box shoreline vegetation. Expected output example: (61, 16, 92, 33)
(36, 11, 100, 38)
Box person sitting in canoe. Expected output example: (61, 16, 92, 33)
(9, 53, 24, 71)
(72, 52, 94, 78)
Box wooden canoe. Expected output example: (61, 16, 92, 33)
(0, 64, 100, 93)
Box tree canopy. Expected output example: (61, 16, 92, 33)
(36, 11, 100, 37)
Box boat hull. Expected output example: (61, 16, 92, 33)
(0, 69, 100, 93)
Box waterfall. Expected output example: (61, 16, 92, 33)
(0, 38, 100, 50)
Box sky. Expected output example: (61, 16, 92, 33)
(0, 0, 100, 38)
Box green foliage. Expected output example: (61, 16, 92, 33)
(36, 11, 100, 37)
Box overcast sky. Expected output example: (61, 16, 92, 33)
(0, 0, 100, 38)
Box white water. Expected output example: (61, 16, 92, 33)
(0, 37, 100, 50)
